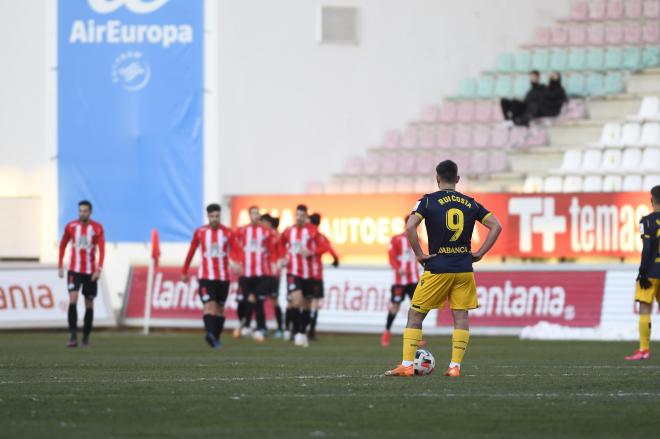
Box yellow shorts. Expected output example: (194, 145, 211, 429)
(635, 278, 660, 304)
(410, 271, 478, 314)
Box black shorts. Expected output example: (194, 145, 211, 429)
(198, 279, 230, 304)
(238, 276, 269, 299)
(287, 275, 317, 299)
(67, 271, 97, 298)
(391, 284, 416, 304)
(310, 280, 324, 299)
(266, 276, 280, 299)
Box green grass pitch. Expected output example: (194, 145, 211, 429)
(1, 332, 659, 438)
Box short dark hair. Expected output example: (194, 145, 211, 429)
(249, 205, 259, 213)
(271, 216, 280, 229)
(435, 160, 458, 183)
(530, 70, 540, 76)
(309, 213, 321, 226)
(261, 213, 272, 221)
(78, 200, 92, 211)
(651, 185, 660, 203)
(296, 204, 308, 213)
(206, 203, 221, 214)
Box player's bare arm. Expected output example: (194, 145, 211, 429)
(471, 214, 503, 263)
(405, 214, 430, 265)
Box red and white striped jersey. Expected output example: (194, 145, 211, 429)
(388, 233, 420, 285)
(58, 220, 105, 275)
(281, 224, 318, 279)
(235, 224, 274, 278)
(310, 231, 338, 281)
(182, 224, 238, 281)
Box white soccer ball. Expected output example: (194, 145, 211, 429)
(413, 348, 435, 376)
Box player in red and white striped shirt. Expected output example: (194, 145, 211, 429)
(307, 213, 339, 341)
(381, 216, 421, 347)
(58, 200, 105, 348)
(280, 204, 322, 347)
(233, 206, 277, 342)
(261, 214, 285, 337)
(181, 203, 241, 348)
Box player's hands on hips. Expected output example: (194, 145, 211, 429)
(332, 257, 339, 268)
(92, 268, 102, 281)
(637, 273, 652, 289)
(471, 252, 483, 263)
(416, 254, 431, 265)
(58, 268, 64, 279)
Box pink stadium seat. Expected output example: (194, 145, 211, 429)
(379, 155, 398, 175)
(470, 152, 489, 174)
(624, 23, 642, 45)
(552, 25, 570, 46)
(643, 0, 660, 18)
(488, 151, 508, 173)
(474, 100, 493, 123)
(559, 99, 587, 121)
(456, 101, 475, 123)
(419, 126, 436, 148)
(359, 177, 378, 194)
(344, 156, 364, 175)
(454, 126, 473, 148)
(435, 125, 454, 148)
(402, 126, 418, 148)
(607, 0, 625, 18)
(570, 1, 590, 20)
(472, 125, 491, 148)
(394, 177, 414, 193)
(509, 126, 528, 146)
(383, 130, 401, 149)
(453, 153, 472, 173)
(414, 152, 436, 174)
(605, 23, 624, 45)
(643, 22, 660, 44)
(569, 25, 587, 45)
(491, 101, 504, 123)
(526, 128, 548, 147)
(420, 105, 439, 123)
(590, 0, 607, 19)
(363, 152, 380, 175)
(587, 23, 605, 45)
(625, 0, 643, 17)
(490, 126, 510, 148)
(438, 101, 457, 123)
(398, 152, 415, 175)
(532, 27, 552, 46)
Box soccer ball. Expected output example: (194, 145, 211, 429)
(413, 349, 435, 375)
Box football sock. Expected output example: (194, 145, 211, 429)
(639, 314, 651, 351)
(245, 302, 255, 328)
(68, 304, 78, 338)
(255, 300, 266, 331)
(290, 308, 301, 334)
(83, 308, 94, 339)
(285, 308, 292, 331)
(275, 305, 283, 331)
(309, 310, 318, 336)
(203, 314, 215, 335)
(214, 316, 225, 339)
(301, 309, 311, 333)
(385, 312, 396, 331)
(451, 329, 470, 365)
(236, 299, 246, 325)
(402, 328, 423, 366)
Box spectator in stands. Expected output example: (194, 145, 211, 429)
(540, 71, 568, 118)
(500, 70, 546, 127)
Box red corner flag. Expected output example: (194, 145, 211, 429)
(151, 229, 161, 268)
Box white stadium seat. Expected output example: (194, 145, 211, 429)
(581, 149, 603, 172)
(620, 148, 642, 171)
(627, 96, 660, 122)
(638, 122, 660, 147)
(622, 175, 643, 191)
(523, 176, 544, 193)
(600, 149, 622, 172)
(644, 175, 660, 190)
(602, 175, 623, 192)
(582, 175, 603, 192)
(590, 123, 621, 148)
(556, 149, 582, 173)
(619, 122, 642, 147)
(562, 175, 583, 193)
(543, 176, 563, 193)
(641, 148, 660, 171)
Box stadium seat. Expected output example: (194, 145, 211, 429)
(587, 48, 605, 70)
(641, 147, 660, 170)
(438, 101, 458, 123)
(642, 22, 660, 44)
(569, 24, 587, 46)
(604, 47, 624, 70)
(394, 176, 414, 193)
(586, 72, 605, 96)
(495, 75, 513, 98)
(601, 149, 623, 171)
(620, 148, 643, 171)
(376, 177, 397, 193)
(591, 123, 622, 147)
(602, 175, 623, 192)
(326, 176, 345, 193)
(469, 151, 489, 174)
(531, 27, 552, 47)
(605, 23, 624, 45)
(628, 97, 660, 122)
(639, 123, 660, 146)
(515, 51, 533, 72)
(478, 76, 495, 99)
(623, 23, 642, 45)
(402, 126, 419, 148)
(383, 130, 402, 148)
(456, 101, 475, 123)
(626, 0, 643, 18)
(559, 99, 588, 121)
(526, 128, 548, 147)
(458, 78, 478, 99)
(552, 25, 570, 46)
(587, 23, 605, 46)
(644, 174, 660, 190)
(496, 53, 515, 72)
(359, 177, 378, 194)
(551, 49, 569, 71)
(419, 125, 436, 148)
(562, 175, 583, 193)
(414, 176, 433, 193)
(343, 156, 364, 175)
(582, 175, 603, 192)
(435, 125, 454, 148)
(566, 73, 586, 96)
(619, 122, 642, 146)
(398, 152, 415, 174)
(488, 150, 508, 172)
(543, 176, 564, 193)
(642, 47, 660, 68)
(454, 126, 473, 148)
(453, 152, 471, 173)
(605, 72, 624, 95)
(532, 50, 550, 71)
(643, 0, 660, 18)
(623, 174, 643, 191)
(581, 149, 603, 172)
(568, 48, 587, 71)
(414, 152, 436, 174)
(363, 152, 380, 174)
(475, 100, 495, 123)
(513, 75, 530, 98)
(379, 154, 398, 175)
(472, 125, 491, 148)
(607, 0, 625, 19)
(557, 149, 583, 173)
(570, 1, 590, 20)
(420, 105, 439, 123)
(509, 126, 528, 146)
(490, 126, 510, 148)
(623, 47, 642, 70)
(491, 101, 504, 123)
(523, 175, 544, 193)
(590, 0, 607, 19)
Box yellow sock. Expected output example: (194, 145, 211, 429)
(451, 329, 470, 365)
(639, 314, 651, 351)
(402, 328, 422, 364)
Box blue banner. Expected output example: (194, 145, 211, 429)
(58, 0, 204, 241)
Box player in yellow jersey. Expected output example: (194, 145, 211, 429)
(384, 160, 502, 377)
(625, 185, 660, 361)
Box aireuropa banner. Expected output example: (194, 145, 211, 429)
(0, 266, 115, 329)
(58, 0, 204, 241)
(230, 192, 651, 261)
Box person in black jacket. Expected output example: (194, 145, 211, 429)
(500, 70, 546, 126)
(540, 71, 568, 117)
